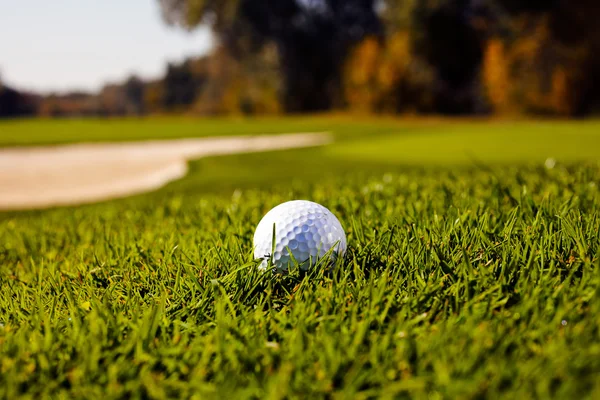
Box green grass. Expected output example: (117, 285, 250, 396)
(329, 120, 600, 165)
(0, 115, 397, 146)
(1, 118, 600, 398)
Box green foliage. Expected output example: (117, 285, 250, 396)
(1, 119, 600, 397)
(159, 0, 240, 32)
(159, 0, 383, 113)
(154, 0, 600, 116)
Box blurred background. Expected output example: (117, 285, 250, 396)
(1, 0, 599, 119)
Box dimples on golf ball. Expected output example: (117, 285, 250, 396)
(253, 200, 346, 271)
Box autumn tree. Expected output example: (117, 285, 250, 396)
(162, 60, 206, 111)
(479, 0, 600, 116)
(0, 85, 39, 118)
(124, 75, 146, 115)
(158, 0, 382, 112)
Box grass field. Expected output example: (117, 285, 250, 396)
(1, 117, 600, 398)
(0, 116, 391, 146)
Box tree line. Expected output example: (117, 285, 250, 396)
(2, 0, 599, 118)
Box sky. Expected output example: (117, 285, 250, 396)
(0, 0, 214, 94)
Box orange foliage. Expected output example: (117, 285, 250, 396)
(344, 33, 412, 113)
(551, 67, 572, 116)
(482, 39, 511, 113)
(345, 37, 381, 112)
(482, 17, 588, 117)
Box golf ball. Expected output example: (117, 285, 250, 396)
(253, 200, 347, 272)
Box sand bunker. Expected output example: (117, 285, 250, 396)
(0, 133, 331, 210)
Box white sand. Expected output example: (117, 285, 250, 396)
(0, 132, 331, 210)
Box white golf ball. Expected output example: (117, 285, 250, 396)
(253, 200, 347, 272)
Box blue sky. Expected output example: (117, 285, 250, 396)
(0, 0, 213, 93)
